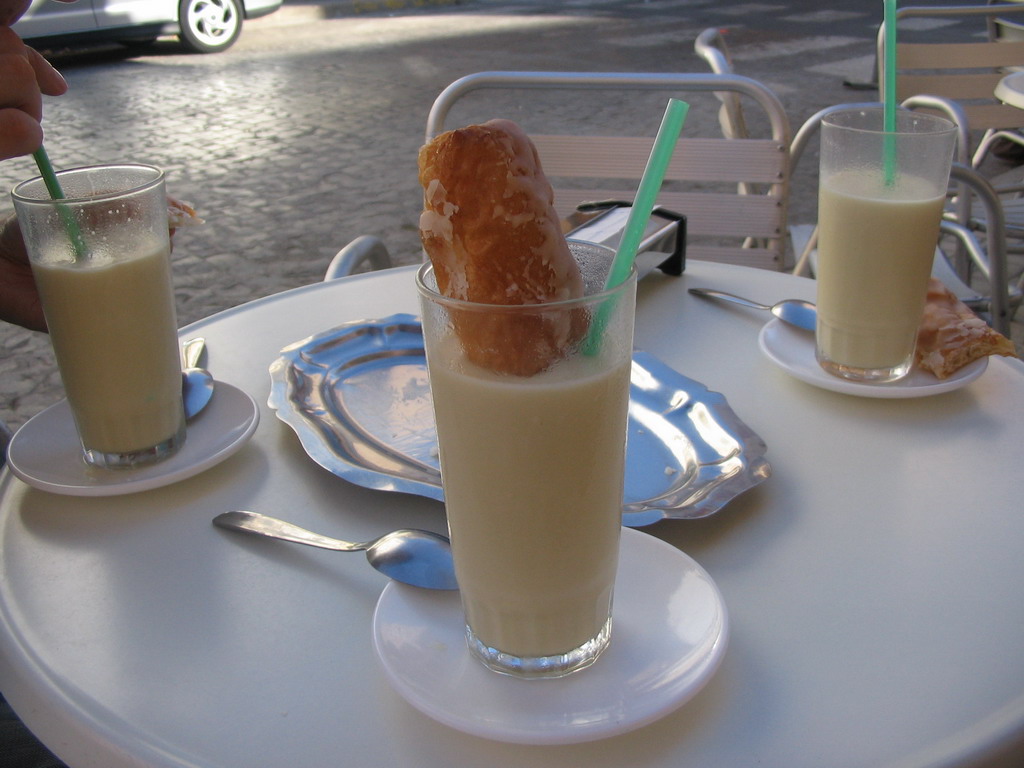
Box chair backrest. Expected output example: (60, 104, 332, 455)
(878, 3, 1024, 136)
(425, 71, 792, 270)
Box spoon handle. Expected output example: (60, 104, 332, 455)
(213, 511, 366, 552)
(183, 337, 206, 369)
(688, 288, 770, 311)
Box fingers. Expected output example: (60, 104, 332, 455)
(0, 26, 65, 160)
(26, 46, 67, 96)
(0, 50, 42, 120)
(0, 1, 34, 26)
(0, 215, 47, 331)
(0, 213, 27, 265)
(0, 259, 48, 330)
(0, 107, 44, 161)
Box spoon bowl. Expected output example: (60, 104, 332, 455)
(182, 337, 215, 420)
(688, 288, 817, 332)
(212, 510, 457, 590)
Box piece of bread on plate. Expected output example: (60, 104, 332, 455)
(915, 278, 1017, 379)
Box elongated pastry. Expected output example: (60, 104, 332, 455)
(167, 197, 203, 230)
(418, 119, 585, 375)
(916, 278, 1017, 379)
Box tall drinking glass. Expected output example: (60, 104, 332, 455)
(13, 164, 185, 469)
(815, 108, 957, 382)
(417, 242, 636, 679)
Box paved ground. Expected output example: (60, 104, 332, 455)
(1, 0, 1021, 432)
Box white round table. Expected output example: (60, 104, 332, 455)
(2, 261, 1023, 768)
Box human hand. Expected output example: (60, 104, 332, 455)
(0, 24, 68, 162)
(1, 197, 195, 331)
(0, 213, 46, 331)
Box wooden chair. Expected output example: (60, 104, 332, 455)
(425, 71, 792, 271)
(878, 2, 1024, 169)
(876, 3, 1024, 325)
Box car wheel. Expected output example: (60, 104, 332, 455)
(178, 0, 242, 53)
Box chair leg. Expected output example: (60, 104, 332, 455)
(791, 224, 819, 277)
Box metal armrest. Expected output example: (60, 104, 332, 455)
(948, 164, 1011, 334)
(324, 236, 393, 281)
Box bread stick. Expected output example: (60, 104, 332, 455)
(418, 119, 585, 376)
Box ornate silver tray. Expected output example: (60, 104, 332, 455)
(268, 315, 770, 527)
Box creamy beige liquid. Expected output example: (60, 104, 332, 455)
(34, 246, 184, 454)
(429, 343, 630, 658)
(817, 169, 945, 371)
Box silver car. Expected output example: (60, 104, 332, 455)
(13, 0, 282, 53)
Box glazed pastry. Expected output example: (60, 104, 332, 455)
(418, 119, 585, 376)
(916, 278, 1017, 379)
(167, 197, 203, 229)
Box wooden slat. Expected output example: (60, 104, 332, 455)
(658, 191, 785, 238)
(961, 102, 1024, 131)
(532, 135, 787, 185)
(896, 72, 1004, 101)
(898, 40, 1024, 69)
(909, 100, 1024, 131)
(897, 101, 1024, 133)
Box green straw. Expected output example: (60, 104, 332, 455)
(583, 98, 689, 355)
(604, 98, 689, 291)
(883, 0, 898, 186)
(32, 146, 89, 260)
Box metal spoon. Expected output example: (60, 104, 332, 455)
(212, 511, 458, 591)
(688, 287, 817, 332)
(182, 337, 215, 420)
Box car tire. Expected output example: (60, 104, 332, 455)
(178, 0, 242, 53)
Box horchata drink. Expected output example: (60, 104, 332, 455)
(13, 164, 185, 468)
(815, 108, 956, 382)
(817, 171, 946, 370)
(418, 242, 636, 678)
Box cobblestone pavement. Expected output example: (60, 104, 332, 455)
(2, 0, 1021, 432)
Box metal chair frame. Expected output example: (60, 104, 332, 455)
(323, 235, 393, 281)
(425, 71, 793, 270)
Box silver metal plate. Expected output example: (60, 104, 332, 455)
(268, 315, 771, 527)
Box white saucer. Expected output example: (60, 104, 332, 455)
(6, 382, 259, 496)
(758, 318, 987, 398)
(372, 527, 728, 745)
